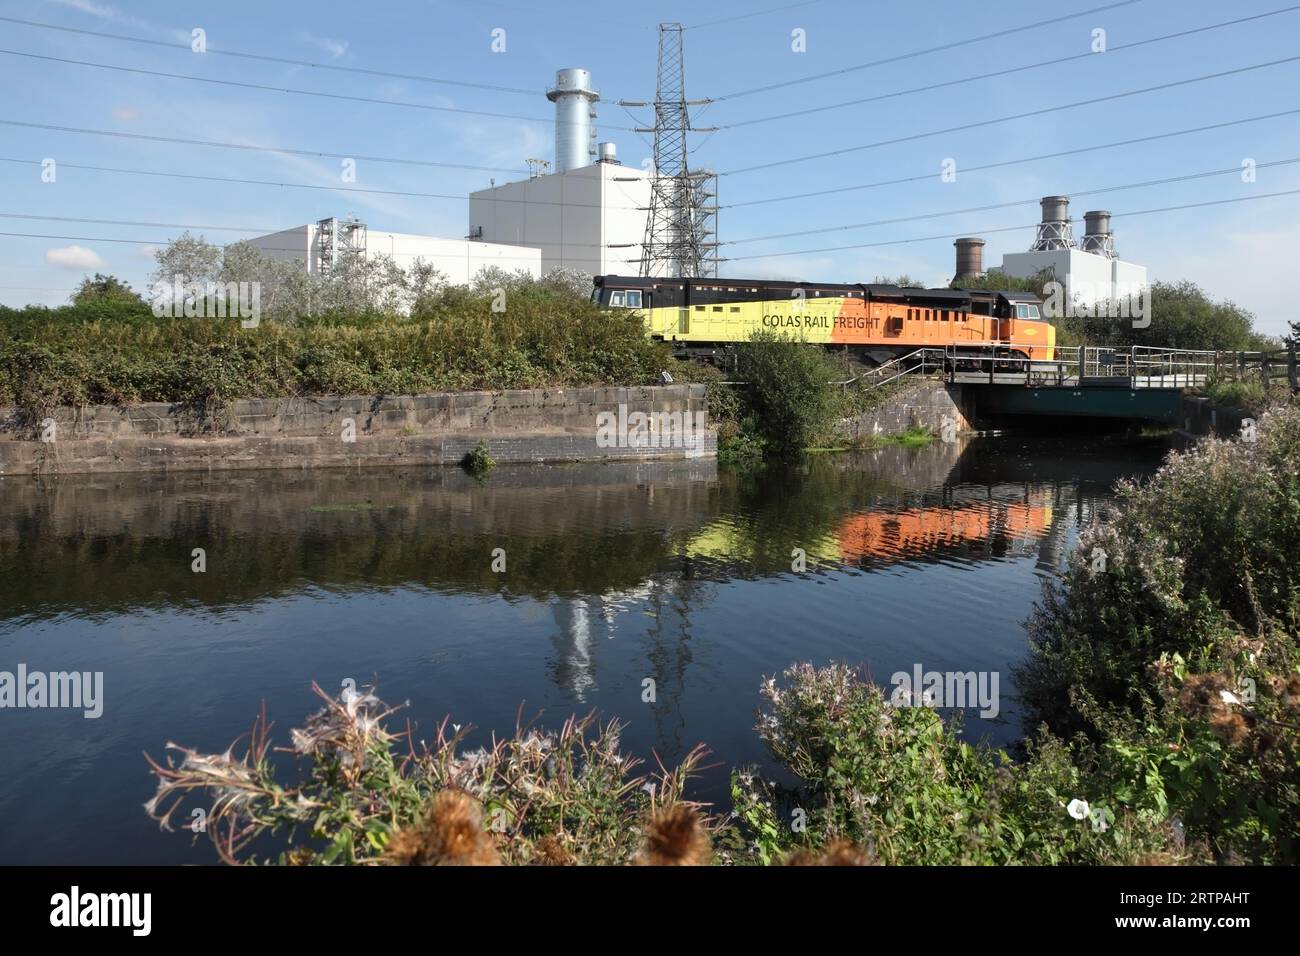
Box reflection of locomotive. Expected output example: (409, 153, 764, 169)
(592, 275, 1054, 365)
(680, 490, 1053, 571)
(836, 493, 1052, 565)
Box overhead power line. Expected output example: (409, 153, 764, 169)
(0, 15, 540, 97)
(726, 157, 1300, 245)
(2, 109, 1294, 218)
(0, 231, 550, 262)
(723, 108, 1300, 208)
(724, 189, 1300, 261)
(718, 6, 1300, 129)
(0, 157, 646, 211)
(686, 0, 825, 31)
(714, 0, 1146, 100)
(720, 55, 1300, 176)
(0, 213, 628, 252)
(0, 48, 634, 132)
(5, 191, 1299, 269)
(0, 119, 524, 174)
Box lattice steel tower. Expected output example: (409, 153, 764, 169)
(620, 23, 717, 278)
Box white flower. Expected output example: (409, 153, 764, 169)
(1067, 798, 1090, 820)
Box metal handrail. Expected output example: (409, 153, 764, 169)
(836, 341, 1297, 392)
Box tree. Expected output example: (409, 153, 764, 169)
(219, 241, 316, 322)
(149, 232, 224, 315)
(71, 273, 145, 307)
(1063, 280, 1259, 351)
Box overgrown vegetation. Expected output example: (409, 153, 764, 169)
(145, 684, 714, 866)
(461, 440, 496, 480)
(0, 282, 671, 423)
(695, 331, 896, 463)
(1195, 377, 1292, 415)
(1015, 401, 1300, 862)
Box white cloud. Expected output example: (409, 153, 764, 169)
(49, 0, 115, 17)
(46, 0, 179, 37)
(298, 31, 349, 59)
(45, 245, 105, 270)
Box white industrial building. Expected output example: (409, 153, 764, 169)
(996, 197, 1148, 308)
(467, 68, 655, 277)
(246, 217, 541, 285)
(468, 150, 652, 276)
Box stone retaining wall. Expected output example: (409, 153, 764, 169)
(835, 380, 973, 441)
(0, 385, 714, 475)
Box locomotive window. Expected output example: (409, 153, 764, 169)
(1027, 305, 1041, 318)
(729, 306, 740, 313)
(625, 290, 642, 308)
(610, 291, 626, 307)
(712, 306, 723, 312)
(694, 305, 705, 311)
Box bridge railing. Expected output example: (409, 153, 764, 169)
(854, 342, 1298, 392)
(851, 347, 947, 391)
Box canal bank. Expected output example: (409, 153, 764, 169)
(0, 384, 714, 475)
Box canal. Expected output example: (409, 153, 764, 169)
(0, 433, 1168, 864)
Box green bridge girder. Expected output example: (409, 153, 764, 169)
(973, 383, 1185, 424)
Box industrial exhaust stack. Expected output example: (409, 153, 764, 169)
(1081, 210, 1116, 258)
(953, 237, 986, 281)
(547, 68, 599, 173)
(1030, 195, 1075, 251)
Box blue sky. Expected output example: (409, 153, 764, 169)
(1, 0, 1298, 334)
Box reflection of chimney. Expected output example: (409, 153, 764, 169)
(953, 237, 985, 281)
(1030, 195, 1075, 251)
(1081, 210, 1116, 258)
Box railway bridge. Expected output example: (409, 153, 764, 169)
(859, 344, 1297, 425)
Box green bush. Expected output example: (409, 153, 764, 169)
(733, 331, 842, 457)
(1016, 402, 1300, 861)
(729, 662, 1180, 865)
(0, 287, 674, 414)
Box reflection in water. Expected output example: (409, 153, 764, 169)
(0, 435, 1169, 864)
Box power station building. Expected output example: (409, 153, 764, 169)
(467, 68, 654, 277)
(990, 196, 1148, 307)
(246, 217, 540, 284)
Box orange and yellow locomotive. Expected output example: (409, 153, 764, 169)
(593, 275, 1054, 364)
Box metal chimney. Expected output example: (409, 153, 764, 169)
(1081, 210, 1116, 258)
(597, 141, 619, 164)
(953, 237, 985, 281)
(1030, 195, 1075, 251)
(547, 68, 599, 173)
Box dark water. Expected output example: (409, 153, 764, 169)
(0, 435, 1167, 864)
